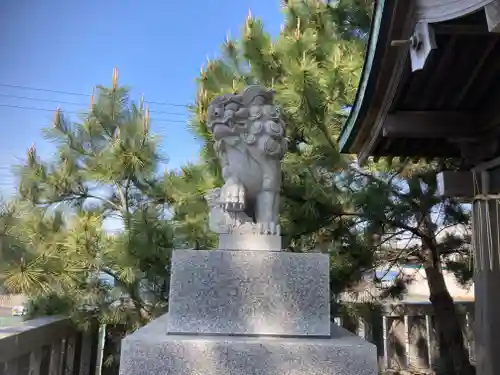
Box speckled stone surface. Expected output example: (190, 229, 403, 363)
(166, 250, 331, 336)
(119, 317, 378, 375)
(218, 233, 282, 251)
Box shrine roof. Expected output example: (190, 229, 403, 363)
(339, 0, 500, 164)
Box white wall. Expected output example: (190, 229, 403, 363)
(402, 267, 474, 300)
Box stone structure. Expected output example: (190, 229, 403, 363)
(204, 85, 287, 250)
(119, 86, 378, 375)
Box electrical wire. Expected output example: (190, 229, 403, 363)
(0, 93, 188, 116)
(0, 83, 189, 108)
(0, 83, 90, 97)
(0, 83, 198, 193)
(0, 103, 189, 123)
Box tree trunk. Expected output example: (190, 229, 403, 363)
(416, 209, 475, 375)
(423, 248, 475, 375)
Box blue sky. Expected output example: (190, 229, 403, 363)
(0, 0, 284, 197)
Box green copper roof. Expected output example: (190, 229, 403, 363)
(338, 0, 386, 153)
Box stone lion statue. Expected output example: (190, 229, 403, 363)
(205, 85, 287, 235)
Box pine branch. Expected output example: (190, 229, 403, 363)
(100, 267, 149, 322)
(40, 192, 121, 213)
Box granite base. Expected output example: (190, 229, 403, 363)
(166, 250, 331, 336)
(119, 316, 378, 375)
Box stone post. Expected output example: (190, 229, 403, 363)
(118, 87, 378, 375)
(382, 315, 390, 370)
(472, 195, 500, 375)
(425, 314, 433, 369)
(437, 169, 500, 375)
(403, 315, 411, 368)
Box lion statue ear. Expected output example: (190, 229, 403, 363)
(241, 85, 275, 107)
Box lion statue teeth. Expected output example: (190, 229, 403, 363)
(205, 85, 287, 236)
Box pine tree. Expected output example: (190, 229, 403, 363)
(3, 71, 177, 369)
(190, 1, 380, 294)
(191, 0, 366, 257)
(352, 160, 475, 374)
(187, 1, 384, 303)
(0, 199, 30, 294)
(164, 163, 219, 249)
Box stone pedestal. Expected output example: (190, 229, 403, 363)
(120, 318, 377, 375)
(119, 249, 378, 375)
(218, 233, 282, 251)
(167, 250, 330, 336)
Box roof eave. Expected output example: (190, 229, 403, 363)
(339, 0, 414, 155)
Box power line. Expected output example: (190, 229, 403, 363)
(0, 103, 189, 124)
(0, 93, 188, 116)
(0, 83, 189, 108)
(0, 83, 90, 97)
(145, 99, 190, 108)
(0, 93, 86, 106)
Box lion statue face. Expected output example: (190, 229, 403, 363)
(206, 86, 287, 159)
(206, 95, 240, 129)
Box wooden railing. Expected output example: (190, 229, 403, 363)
(335, 301, 475, 373)
(0, 316, 99, 375)
(1, 303, 473, 375)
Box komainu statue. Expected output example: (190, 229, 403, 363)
(205, 85, 287, 236)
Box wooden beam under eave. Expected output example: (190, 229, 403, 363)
(437, 167, 500, 200)
(433, 24, 490, 35)
(382, 111, 479, 139)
